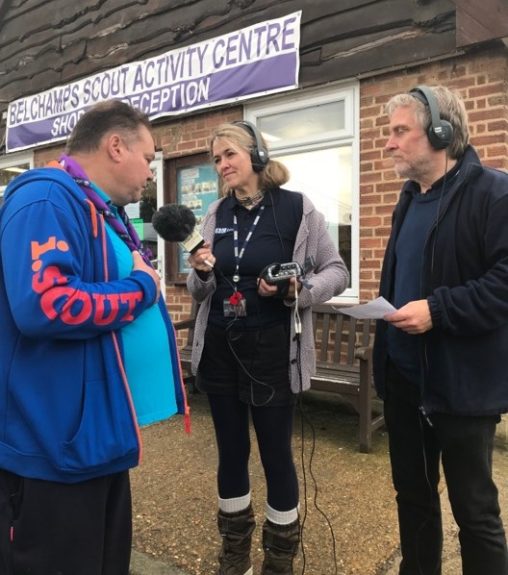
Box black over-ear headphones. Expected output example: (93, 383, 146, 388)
(233, 120, 269, 172)
(409, 85, 453, 150)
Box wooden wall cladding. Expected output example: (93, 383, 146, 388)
(455, 0, 508, 47)
(0, 0, 458, 121)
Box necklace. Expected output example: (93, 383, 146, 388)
(236, 190, 264, 207)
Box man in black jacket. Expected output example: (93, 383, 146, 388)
(374, 84, 508, 575)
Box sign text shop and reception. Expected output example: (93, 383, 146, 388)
(6, 12, 301, 152)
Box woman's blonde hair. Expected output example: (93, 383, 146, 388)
(209, 122, 290, 196)
(385, 85, 469, 159)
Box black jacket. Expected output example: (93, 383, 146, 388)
(373, 146, 508, 415)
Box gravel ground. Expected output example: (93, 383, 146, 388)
(130, 391, 508, 575)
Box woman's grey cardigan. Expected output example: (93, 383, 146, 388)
(186, 192, 350, 393)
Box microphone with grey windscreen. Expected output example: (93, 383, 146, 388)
(151, 204, 214, 268)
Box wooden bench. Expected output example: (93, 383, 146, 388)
(311, 304, 384, 453)
(174, 301, 384, 452)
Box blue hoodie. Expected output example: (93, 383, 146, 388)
(0, 167, 188, 483)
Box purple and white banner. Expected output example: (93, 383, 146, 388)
(6, 11, 301, 153)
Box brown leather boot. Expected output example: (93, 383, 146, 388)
(261, 518, 300, 574)
(217, 505, 255, 575)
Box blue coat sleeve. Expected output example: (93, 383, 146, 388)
(0, 188, 158, 339)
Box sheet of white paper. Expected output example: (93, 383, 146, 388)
(337, 297, 397, 320)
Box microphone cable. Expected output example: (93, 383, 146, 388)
(294, 287, 339, 575)
(224, 318, 276, 407)
(429, 156, 449, 282)
(419, 156, 461, 575)
(222, 270, 276, 408)
(413, 409, 440, 575)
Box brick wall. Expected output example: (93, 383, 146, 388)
(151, 105, 242, 160)
(359, 46, 508, 303)
(164, 284, 194, 348)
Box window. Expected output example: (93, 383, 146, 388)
(245, 83, 359, 301)
(0, 152, 34, 207)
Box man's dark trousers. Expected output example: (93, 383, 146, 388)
(384, 362, 508, 575)
(0, 469, 132, 575)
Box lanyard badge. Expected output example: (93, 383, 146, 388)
(223, 290, 246, 317)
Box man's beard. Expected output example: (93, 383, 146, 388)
(394, 162, 418, 180)
(393, 157, 432, 184)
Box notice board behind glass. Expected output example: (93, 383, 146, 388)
(166, 153, 219, 281)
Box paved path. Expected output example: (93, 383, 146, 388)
(130, 550, 190, 575)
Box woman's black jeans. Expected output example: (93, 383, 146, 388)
(384, 363, 508, 575)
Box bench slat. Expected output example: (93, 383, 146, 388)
(332, 313, 344, 364)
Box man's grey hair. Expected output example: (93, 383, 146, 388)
(385, 85, 469, 159)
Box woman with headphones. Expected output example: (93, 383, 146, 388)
(186, 120, 349, 575)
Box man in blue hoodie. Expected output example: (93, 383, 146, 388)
(374, 85, 508, 575)
(0, 100, 188, 575)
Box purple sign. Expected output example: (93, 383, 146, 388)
(6, 12, 301, 152)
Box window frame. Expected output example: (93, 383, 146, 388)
(244, 81, 360, 302)
(0, 151, 34, 200)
